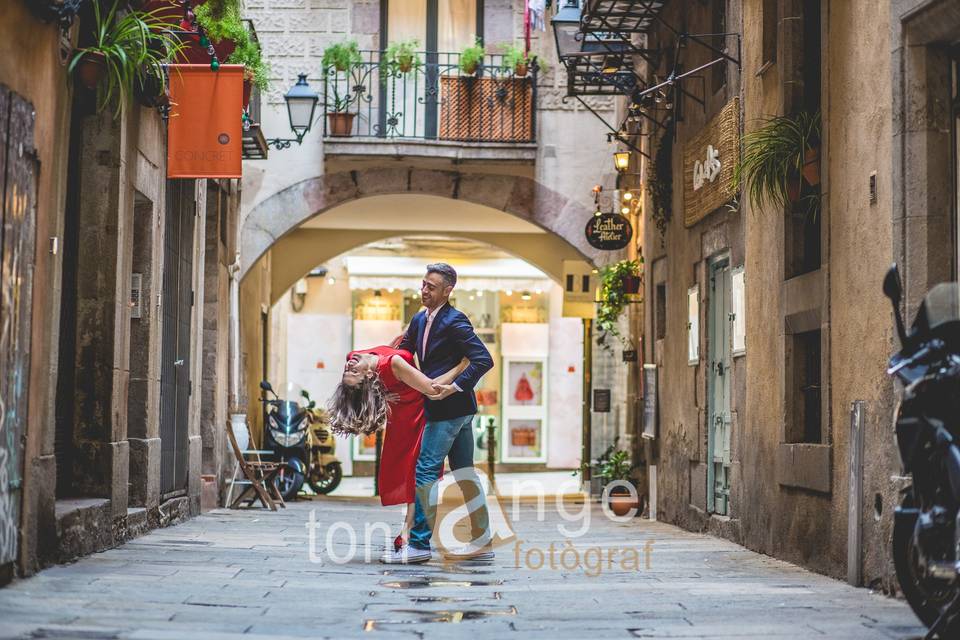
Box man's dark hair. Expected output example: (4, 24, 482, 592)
(426, 263, 457, 289)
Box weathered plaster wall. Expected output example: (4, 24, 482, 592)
(0, 2, 73, 577)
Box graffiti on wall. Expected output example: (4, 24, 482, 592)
(0, 85, 37, 566)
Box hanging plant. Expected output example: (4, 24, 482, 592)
(733, 111, 822, 218)
(459, 41, 485, 75)
(322, 40, 363, 73)
(68, 1, 185, 117)
(646, 119, 674, 237)
(596, 258, 643, 351)
(227, 33, 270, 91)
(384, 38, 422, 74)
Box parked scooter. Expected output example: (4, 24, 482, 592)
(301, 389, 343, 495)
(260, 380, 309, 500)
(884, 265, 960, 637)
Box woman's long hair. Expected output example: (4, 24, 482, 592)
(327, 374, 392, 436)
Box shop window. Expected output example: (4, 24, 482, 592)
(655, 283, 666, 340)
(762, 0, 777, 67)
(786, 329, 822, 444)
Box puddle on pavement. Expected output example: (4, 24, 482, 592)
(362, 606, 518, 629)
(379, 577, 503, 589)
(408, 592, 502, 603)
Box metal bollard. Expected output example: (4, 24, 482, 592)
(486, 417, 496, 489)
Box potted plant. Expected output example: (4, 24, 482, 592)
(734, 111, 822, 216)
(503, 43, 531, 76)
(596, 258, 643, 351)
(192, 0, 246, 63)
(459, 41, 485, 76)
(323, 40, 362, 73)
(384, 38, 421, 74)
(69, 0, 184, 116)
(598, 450, 640, 517)
(227, 35, 270, 109)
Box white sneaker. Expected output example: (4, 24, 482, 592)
(380, 545, 432, 564)
(442, 543, 495, 561)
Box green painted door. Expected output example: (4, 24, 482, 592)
(707, 258, 732, 515)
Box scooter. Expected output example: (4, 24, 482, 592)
(884, 265, 960, 638)
(301, 389, 343, 495)
(260, 380, 309, 500)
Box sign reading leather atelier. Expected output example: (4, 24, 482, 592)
(585, 213, 633, 250)
(167, 65, 243, 179)
(683, 97, 740, 227)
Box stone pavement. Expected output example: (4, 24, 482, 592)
(0, 498, 927, 639)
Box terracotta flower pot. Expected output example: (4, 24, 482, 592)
(462, 61, 479, 76)
(398, 55, 414, 73)
(802, 146, 821, 187)
(514, 63, 528, 77)
(621, 275, 641, 294)
(77, 51, 107, 89)
(607, 488, 640, 517)
(327, 112, 356, 136)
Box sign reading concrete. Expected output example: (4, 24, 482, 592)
(585, 213, 633, 250)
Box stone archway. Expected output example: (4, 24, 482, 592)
(240, 168, 602, 278)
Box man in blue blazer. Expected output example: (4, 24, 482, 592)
(382, 263, 494, 564)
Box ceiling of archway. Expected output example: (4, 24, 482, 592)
(298, 194, 546, 234)
(345, 236, 516, 260)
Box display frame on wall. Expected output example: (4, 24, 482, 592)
(500, 356, 548, 463)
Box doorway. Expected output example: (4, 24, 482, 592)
(707, 256, 732, 515)
(159, 180, 196, 497)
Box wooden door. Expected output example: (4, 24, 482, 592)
(160, 180, 195, 496)
(707, 258, 732, 515)
(0, 85, 38, 567)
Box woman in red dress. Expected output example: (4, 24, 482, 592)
(327, 345, 467, 546)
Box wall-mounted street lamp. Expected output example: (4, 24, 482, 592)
(551, 0, 583, 65)
(267, 74, 319, 150)
(613, 150, 630, 173)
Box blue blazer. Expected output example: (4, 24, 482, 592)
(399, 304, 493, 421)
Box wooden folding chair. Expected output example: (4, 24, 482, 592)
(225, 420, 286, 510)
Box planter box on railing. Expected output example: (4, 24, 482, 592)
(438, 75, 533, 143)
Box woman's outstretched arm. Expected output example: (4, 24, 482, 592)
(433, 358, 470, 386)
(391, 356, 444, 398)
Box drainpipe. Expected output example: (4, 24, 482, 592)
(228, 252, 241, 412)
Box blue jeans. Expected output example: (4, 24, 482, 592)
(409, 415, 490, 550)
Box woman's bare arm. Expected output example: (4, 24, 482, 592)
(433, 358, 470, 386)
(392, 356, 444, 398)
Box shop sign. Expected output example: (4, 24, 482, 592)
(593, 388, 611, 413)
(585, 213, 633, 250)
(168, 64, 243, 179)
(683, 97, 739, 227)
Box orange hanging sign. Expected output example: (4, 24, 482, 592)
(167, 64, 243, 179)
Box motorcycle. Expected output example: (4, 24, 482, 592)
(301, 389, 343, 495)
(260, 380, 309, 500)
(884, 265, 960, 637)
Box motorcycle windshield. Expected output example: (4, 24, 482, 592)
(913, 283, 960, 339)
(275, 400, 304, 425)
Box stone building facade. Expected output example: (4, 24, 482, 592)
(630, 0, 957, 589)
(1, 1, 240, 581)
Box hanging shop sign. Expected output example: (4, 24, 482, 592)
(585, 213, 633, 250)
(683, 96, 740, 227)
(167, 64, 243, 179)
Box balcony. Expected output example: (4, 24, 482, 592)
(321, 50, 539, 163)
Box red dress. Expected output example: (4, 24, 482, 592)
(347, 346, 425, 506)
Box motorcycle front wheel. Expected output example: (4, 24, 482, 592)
(892, 496, 957, 630)
(309, 462, 343, 495)
(275, 465, 304, 501)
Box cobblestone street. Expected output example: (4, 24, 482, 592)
(0, 499, 926, 639)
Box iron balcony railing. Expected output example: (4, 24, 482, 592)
(322, 50, 538, 143)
